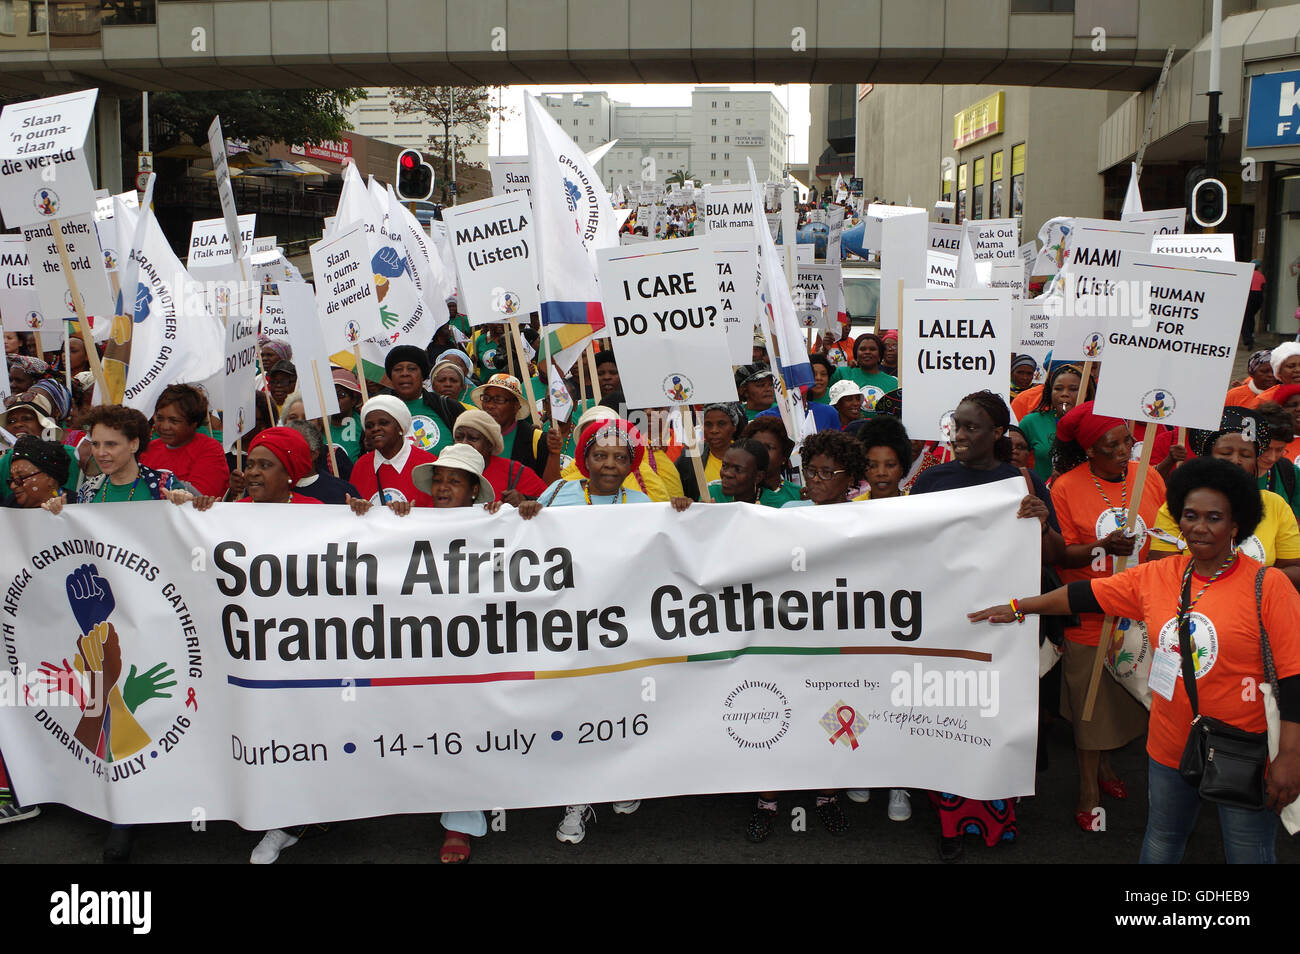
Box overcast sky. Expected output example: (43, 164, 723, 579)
(492, 84, 811, 164)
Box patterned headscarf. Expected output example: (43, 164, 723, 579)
(258, 337, 293, 366)
(701, 402, 745, 432)
(7, 354, 49, 380)
(29, 378, 71, 421)
(1192, 406, 1268, 458)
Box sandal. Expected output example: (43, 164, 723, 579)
(746, 803, 777, 843)
(440, 831, 471, 864)
(815, 795, 849, 835)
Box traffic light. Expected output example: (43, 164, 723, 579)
(396, 149, 433, 201)
(1190, 176, 1227, 229)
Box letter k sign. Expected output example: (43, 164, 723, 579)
(1279, 81, 1300, 118)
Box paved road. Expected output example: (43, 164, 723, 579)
(3, 713, 1296, 864)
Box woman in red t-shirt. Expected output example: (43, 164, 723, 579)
(345, 396, 436, 512)
(974, 457, 1300, 864)
(140, 384, 231, 498)
(449, 408, 546, 505)
(1049, 402, 1166, 831)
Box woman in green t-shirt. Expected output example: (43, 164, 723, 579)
(830, 333, 898, 413)
(740, 416, 803, 507)
(1019, 364, 1088, 482)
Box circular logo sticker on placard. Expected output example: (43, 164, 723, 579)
(34, 188, 59, 217)
(25, 310, 42, 329)
(344, 320, 360, 344)
(662, 374, 694, 402)
(1081, 333, 1104, 358)
(939, 410, 957, 443)
(1141, 388, 1174, 421)
(496, 291, 521, 317)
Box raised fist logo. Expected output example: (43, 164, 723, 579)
(66, 563, 115, 635)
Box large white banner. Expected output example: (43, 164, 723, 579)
(597, 238, 736, 407)
(901, 289, 1014, 441)
(0, 481, 1038, 828)
(442, 192, 541, 327)
(1093, 253, 1251, 430)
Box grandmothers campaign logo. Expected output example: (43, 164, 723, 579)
(721, 680, 790, 750)
(2, 546, 203, 783)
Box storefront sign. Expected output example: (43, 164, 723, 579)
(954, 92, 1004, 150)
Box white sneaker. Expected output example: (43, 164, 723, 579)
(0, 802, 39, 824)
(556, 805, 594, 844)
(845, 789, 871, 804)
(250, 828, 299, 864)
(612, 800, 641, 815)
(888, 789, 912, 822)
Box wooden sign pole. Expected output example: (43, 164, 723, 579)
(311, 358, 340, 478)
(688, 405, 711, 502)
(507, 316, 541, 428)
(1081, 431, 1155, 721)
(50, 218, 109, 399)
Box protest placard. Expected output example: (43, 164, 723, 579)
(1122, 207, 1185, 235)
(207, 116, 244, 266)
(187, 214, 257, 272)
(441, 192, 541, 327)
(710, 239, 760, 364)
(488, 155, 530, 197)
(1150, 234, 1235, 261)
(927, 250, 958, 289)
(0, 234, 44, 333)
(702, 183, 758, 238)
(928, 223, 962, 255)
(309, 225, 382, 353)
(901, 289, 1014, 440)
(260, 292, 287, 340)
(221, 308, 259, 451)
(597, 238, 736, 408)
(826, 206, 845, 263)
(279, 281, 340, 424)
(1054, 217, 1156, 362)
(1012, 298, 1062, 386)
(0, 89, 97, 228)
(1093, 253, 1252, 429)
(793, 263, 842, 331)
(20, 214, 114, 329)
(965, 218, 1019, 267)
(0, 480, 1037, 826)
(878, 211, 927, 331)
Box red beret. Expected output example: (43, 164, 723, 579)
(1055, 401, 1127, 453)
(248, 427, 315, 485)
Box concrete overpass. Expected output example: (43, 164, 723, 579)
(0, 0, 1232, 97)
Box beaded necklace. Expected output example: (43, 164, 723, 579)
(581, 479, 626, 505)
(1178, 552, 1238, 624)
(97, 476, 142, 503)
(1089, 462, 1129, 530)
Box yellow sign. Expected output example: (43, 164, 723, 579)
(958, 164, 968, 190)
(954, 92, 1005, 150)
(1011, 143, 1026, 176)
(973, 158, 985, 188)
(992, 151, 1004, 181)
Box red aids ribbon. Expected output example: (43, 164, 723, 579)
(185, 687, 197, 710)
(828, 705, 859, 750)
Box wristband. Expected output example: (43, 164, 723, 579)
(1008, 598, 1026, 624)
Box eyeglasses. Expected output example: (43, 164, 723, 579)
(804, 467, 847, 482)
(480, 393, 515, 407)
(7, 471, 41, 487)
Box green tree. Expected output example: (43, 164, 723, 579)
(665, 169, 700, 189)
(121, 88, 365, 153)
(389, 86, 506, 203)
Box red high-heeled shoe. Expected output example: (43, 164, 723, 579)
(1075, 809, 1102, 832)
(1098, 778, 1128, 800)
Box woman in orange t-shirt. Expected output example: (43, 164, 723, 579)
(973, 457, 1300, 864)
(1049, 403, 1165, 831)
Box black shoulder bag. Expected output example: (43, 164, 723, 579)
(1176, 566, 1273, 809)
